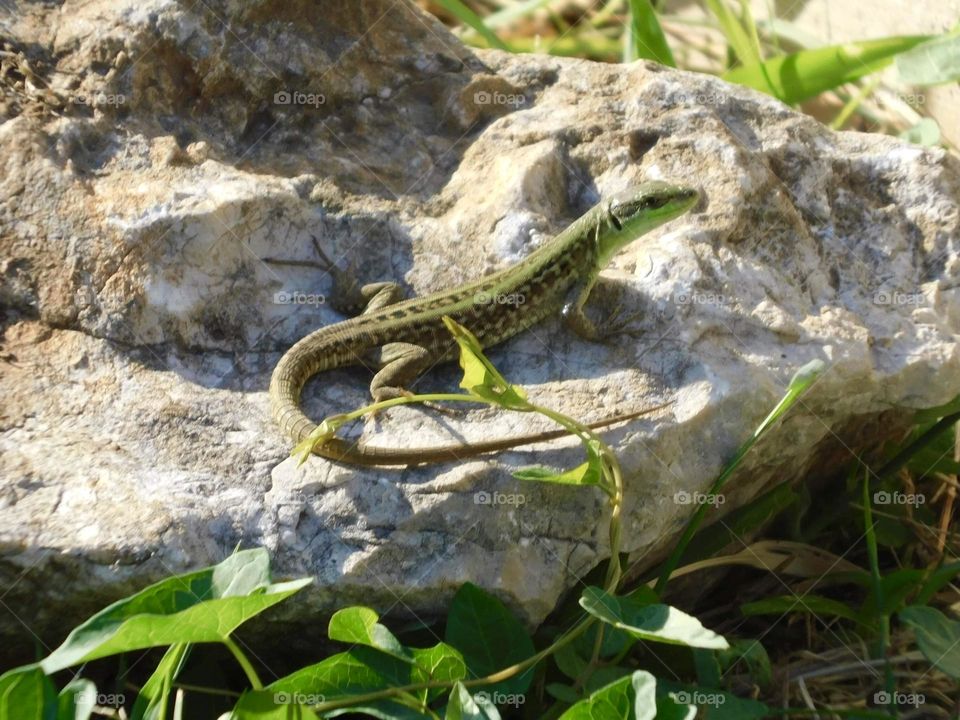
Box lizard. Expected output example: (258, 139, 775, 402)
(269, 180, 699, 466)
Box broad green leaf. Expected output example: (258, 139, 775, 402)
(445, 583, 535, 695)
(900, 118, 941, 147)
(0, 665, 56, 720)
(432, 0, 510, 51)
(234, 651, 386, 718)
(900, 605, 960, 678)
(625, 0, 675, 66)
(724, 36, 931, 105)
(558, 671, 657, 719)
(328, 607, 411, 662)
(131, 643, 191, 720)
(40, 549, 311, 672)
(57, 679, 96, 720)
(559, 674, 632, 719)
(230, 688, 322, 719)
(632, 672, 657, 720)
(444, 682, 501, 720)
(513, 439, 605, 489)
(897, 33, 960, 85)
(741, 595, 864, 626)
(411, 643, 467, 704)
(442, 317, 528, 410)
(580, 587, 728, 649)
(235, 642, 465, 718)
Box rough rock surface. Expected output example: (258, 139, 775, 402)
(2, 0, 959, 655)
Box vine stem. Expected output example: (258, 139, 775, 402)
(224, 637, 263, 690)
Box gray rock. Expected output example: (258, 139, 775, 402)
(2, 0, 959, 656)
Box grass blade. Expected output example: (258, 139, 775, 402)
(724, 35, 931, 104)
(704, 0, 764, 69)
(654, 360, 824, 593)
(624, 0, 675, 66)
(432, 0, 511, 51)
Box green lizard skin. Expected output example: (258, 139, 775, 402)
(270, 181, 698, 465)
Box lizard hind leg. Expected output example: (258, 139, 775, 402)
(366, 342, 462, 418)
(368, 342, 435, 403)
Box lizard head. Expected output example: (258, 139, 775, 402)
(599, 181, 699, 265)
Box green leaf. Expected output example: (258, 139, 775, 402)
(411, 643, 467, 704)
(741, 594, 864, 626)
(899, 118, 941, 146)
(235, 641, 466, 718)
(558, 671, 658, 719)
(235, 651, 386, 717)
(432, 0, 510, 52)
(625, 0, 675, 66)
(897, 33, 960, 85)
(513, 439, 605, 489)
(328, 607, 411, 663)
(724, 35, 931, 105)
(442, 317, 529, 411)
(292, 415, 348, 466)
(444, 583, 535, 695)
(57, 678, 96, 720)
(444, 682, 501, 720)
(40, 548, 311, 673)
(0, 665, 56, 720)
(900, 605, 960, 678)
(632, 672, 657, 720)
(581, 587, 729, 650)
(130, 643, 190, 720)
(559, 675, 632, 719)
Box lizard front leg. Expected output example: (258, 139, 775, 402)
(561, 224, 642, 342)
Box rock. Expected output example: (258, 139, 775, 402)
(2, 0, 959, 659)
